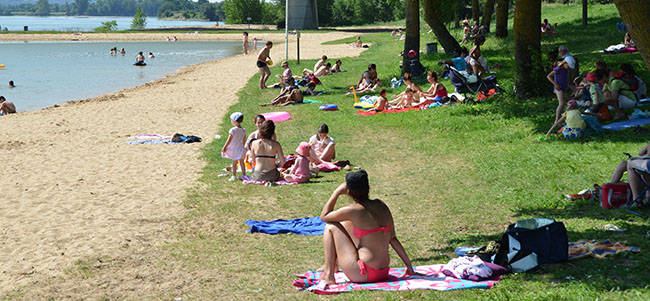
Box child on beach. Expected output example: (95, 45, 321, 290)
(371, 89, 388, 112)
(243, 32, 250, 55)
(253, 37, 258, 50)
(222, 112, 247, 181)
(391, 87, 416, 108)
(283, 142, 312, 184)
(546, 100, 600, 139)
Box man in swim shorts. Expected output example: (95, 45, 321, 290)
(257, 41, 273, 89)
(0, 96, 16, 115)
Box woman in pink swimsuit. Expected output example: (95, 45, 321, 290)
(318, 170, 418, 285)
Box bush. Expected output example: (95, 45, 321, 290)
(95, 20, 117, 32)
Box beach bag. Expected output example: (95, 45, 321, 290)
(600, 182, 631, 209)
(505, 218, 568, 265)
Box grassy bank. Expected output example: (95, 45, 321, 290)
(181, 3, 650, 299)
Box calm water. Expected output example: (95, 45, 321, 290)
(0, 16, 222, 32)
(0, 41, 241, 111)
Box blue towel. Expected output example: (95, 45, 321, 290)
(245, 216, 326, 235)
(602, 118, 650, 131)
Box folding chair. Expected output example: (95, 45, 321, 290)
(627, 164, 650, 217)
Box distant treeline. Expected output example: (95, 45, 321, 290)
(221, 0, 406, 27)
(0, 0, 225, 21)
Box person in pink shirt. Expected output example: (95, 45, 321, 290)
(283, 142, 312, 184)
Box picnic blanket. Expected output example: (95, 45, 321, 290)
(240, 175, 295, 186)
(568, 239, 640, 260)
(127, 139, 177, 144)
(357, 107, 420, 116)
(293, 264, 499, 295)
(245, 216, 325, 235)
(602, 118, 650, 131)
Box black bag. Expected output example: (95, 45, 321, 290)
(505, 218, 568, 265)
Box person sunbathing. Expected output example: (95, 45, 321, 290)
(318, 170, 417, 285)
(260, 77, 303, 106)
(390, 88, 416, 108)
(331, 60, 343, 73)
(309, 123, 336, 164)
(624, 32, 636, 48)
(303, 63, 331, 77)
(271, 61, 293, 88)
(389, 73, 422, 106)
(607, 142, 650, 207)
(413, 71, 448, 107)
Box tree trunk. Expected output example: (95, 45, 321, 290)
(495, 0, 510, 38)
(454, 2, 461, 29)
(482, 0, 497, 33)
(582, 0, 588, 27)
(472, 0, 480, 24)
(514, 0, 544, 99)
(423, 0, 460, 56)
(403, 0, 420, 74)
(613, 0, 650, 71)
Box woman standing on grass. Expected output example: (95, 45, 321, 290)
(318, 170, 417, 285)
(547, 60, 570, 123)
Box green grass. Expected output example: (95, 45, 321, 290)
(172, 3, 650, 299)
(16, 3, 647, 299)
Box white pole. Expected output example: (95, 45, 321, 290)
(285, 0, 289, 62)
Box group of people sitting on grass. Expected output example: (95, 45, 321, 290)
(221, 112, 340, 184)
(262, 55, 344, 106)
(546, 44, 648, 139)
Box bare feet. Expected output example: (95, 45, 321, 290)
(318, 271, 336, 286)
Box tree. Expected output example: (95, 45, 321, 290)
(513, 0, 544, 99)
(402, 0, 420, 74)
(131, 6, 147, 29)
(481, 0, 497, 33)
(75, 0, 88, 15)
(35, 0, 51, 16)
(582, 0, 587, 27)
(495, 0, 510, 38)
(471, 0, 480, 23)
(222, 0, 262, 24)
(613, 0, 650, 71)
(95, 20, 117, 32)
(423, 0, 460, 55)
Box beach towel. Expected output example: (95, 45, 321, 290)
(293, 264, 499, 295)
(127, 139, 178, 144)
(357, 107, 420, 116)
(318, 162, 341, 172)
(128, 134, 172, 140)
(602, 118, 650, 131)
(300, 99, 324, 104)
(240, 175, 295, 186)
(245, 216, 325, 235)
(568, 239, 640, 260)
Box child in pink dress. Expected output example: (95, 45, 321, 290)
(222, 112, 247, 181)
(283, 142, 311, 184)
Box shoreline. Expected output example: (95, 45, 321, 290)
(0, 31, 365, 297)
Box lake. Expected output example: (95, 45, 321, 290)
(0, 16, 221, 32)
(0, 40, 241, 111)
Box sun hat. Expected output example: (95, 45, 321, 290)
(585, 72, 598, 82)
(568, 99, 578, 107)
(346, 170, 369, 191)
(281, 61, 288, 66)
(296, 142, 311, 157)
(230, 112, 243, 122)
(407, 49, 417, 58)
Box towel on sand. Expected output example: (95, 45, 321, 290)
(568, 240, 640, 260)
(293, 264, 499, 295)
(245, 216, 325, 235)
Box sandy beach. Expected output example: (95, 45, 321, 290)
(0, 32, 364, 297)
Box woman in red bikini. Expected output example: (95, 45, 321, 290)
(319, 170, 417, 285)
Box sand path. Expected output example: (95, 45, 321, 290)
(0, 32, 364, 295)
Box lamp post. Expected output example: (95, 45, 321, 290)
(285, 0, 289, 62)
(247, 17, 251, 30)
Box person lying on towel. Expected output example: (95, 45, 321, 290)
(317, 170, 419, 285)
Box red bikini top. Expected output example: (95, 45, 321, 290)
(353, 225, 391, 238)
